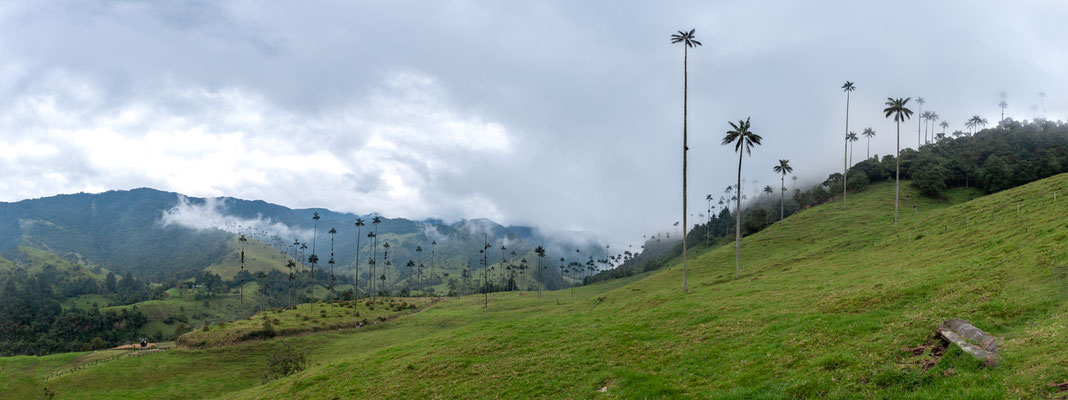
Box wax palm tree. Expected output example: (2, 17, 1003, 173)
(773, 159, 793, 220)
(309, 212, 320, 307)
(723, 118, 763, 279)
(353, 218, 364, 304)
(915, 97, 925, 148)
(940, 120, 949, 136)
(286, 259, 296, 307)
(998, 100, 1008, 124)
(238, 234, 247, 304)
(1039, 91, 1046, 117)
(705, 194, 713, 247)
(371, 216, 382, 298)
(967, 115, 987, 134)
(919, 111, 932, 144)
(724, 185, 734, 214)
(928, 112, 940, 143)
(430, 240, 437, 288)
(841, 81, 856, 209)
(671, 28, 700, 293)
(964, 119, 976, 134)
(414, 245, 423, 292)
(884, 97, 913, 229)
(328, 227, 337, 300)
(846, 131, 859, 166)
(381, 242, 391, 296)
(861, 128, 876, 159)
(534, 246, 546, 301)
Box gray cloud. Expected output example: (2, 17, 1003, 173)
(1, 0, 1066, 249)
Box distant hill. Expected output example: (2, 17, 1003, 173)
(0, 188, 605, 289)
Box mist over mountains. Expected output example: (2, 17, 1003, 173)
(0, 188, 607, 284)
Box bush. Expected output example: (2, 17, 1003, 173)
(847, 169, 870, 192)
(264, 343, 307, 381)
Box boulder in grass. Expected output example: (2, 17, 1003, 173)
(937, 318, 998, 366)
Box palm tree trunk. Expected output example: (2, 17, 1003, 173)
(895, 121, 901, 229)
(354, 227, 361, 317)
(780, 175, 785, 220)
(681, 45, 689, 292)
(843, 91, 850, 209)
(866, 136, 871, 159)
(735, 149, 743, 280)
(917, 104, 922, 148)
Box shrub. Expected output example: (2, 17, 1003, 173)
(264, 343, 307, 381)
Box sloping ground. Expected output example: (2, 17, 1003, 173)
(2, 175, 1066, 399)
(177, 297, 435, 348)
(204, 236, 301, 280)
(236, 175, 1068, 399)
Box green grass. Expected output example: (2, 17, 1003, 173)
(3, 175, 1068, 399)
(177, 297, 434, 348)
(62, 294, 114, 310)
(205, 236, 302, 280)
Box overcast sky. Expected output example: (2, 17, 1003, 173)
(1, 1, 1065, 247)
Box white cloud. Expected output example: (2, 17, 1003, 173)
(0, 70, 515, 223)
(160, 195, 313, 242)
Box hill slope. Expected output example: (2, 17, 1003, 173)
(3, 174, 1066, 398)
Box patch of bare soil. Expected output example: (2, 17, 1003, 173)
(111, 343, 158, 350)
(901, 333, 949, 371)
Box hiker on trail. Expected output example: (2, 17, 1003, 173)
(139, 337, 148, 348)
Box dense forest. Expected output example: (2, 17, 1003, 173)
(0, 266, 154, 355)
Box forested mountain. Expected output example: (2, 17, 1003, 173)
(0, 188, 604, 289)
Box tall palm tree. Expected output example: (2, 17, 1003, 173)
(371, 216, 381, 298)
(382, 242, 391, 296)
(534, 246, 546, 301)
(998, 100, 1008, 124)
(705, 194, 713, 247)
(723, 118, 763, 280)
(861, 128, 876, 159)
(238, 234, 247, 304)
(773, 159, 793, 220)
(724, 185, 734, 215)
(1039, 92, 1046, 117)
(841, 81, 855, 209)
(928, 112, 940, 143)
(310, 212, 320, 306)
(671, 28, 701, 293)
(939, 120, 949, 136)
(964, 118, 976, 134)
(884, 97, 913, 230)
(414, 245, 423, 292)
(915, 97, 925, 148)
(328, 227, 337, 300)
(353, 218, 364, 309)
(968, 115, 987, 134)
(286, 259, 296, 307)
(430, 240, 437, 290)
(846, 131, 859, 167)
(919, 111, 932, 144)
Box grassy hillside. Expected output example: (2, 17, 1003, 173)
(204, 236, 301, 280)
(177, 297, 435, 348)
(3, 174, 1067, 399)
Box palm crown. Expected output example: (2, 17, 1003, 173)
(842, 81, 856, 92)
(862, 128, 875, 138)
(670, 29, 701, 47)
(884, 97, 914, 122)
(773, 159, 793, 176)
(723, 118, 763, 154)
